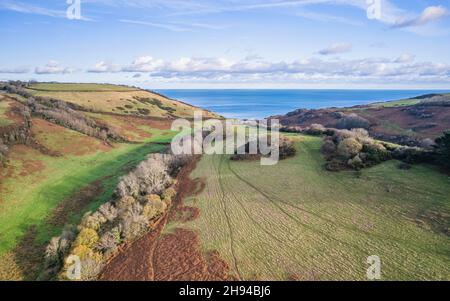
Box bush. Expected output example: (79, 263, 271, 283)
(336, 114, 370, 130)
(322, 128, 394, 171)
(97, 202, 118, 222)
(73, 228, 99, 248)
(363, 142, 390, 163)
(348, 155, 364, 170)
(96, 227, 121, 255)
(435, 131, 450, 169)
(279, 137, 297, 160)
(337, 138, 363, 159)
(321, 138, 336, 158)
(305, 123, 326, 135)
(79, 212, 107, 231)
(45, 153, 189, 280)
(142, 194, 166, 219)
(162, 187, 177, 204)
(115, 154, 182, 198)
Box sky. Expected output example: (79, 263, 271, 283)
(0, 0, 450, 89)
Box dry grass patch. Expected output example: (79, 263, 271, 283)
(31, 118, 111, 156)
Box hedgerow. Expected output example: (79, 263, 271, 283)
(40, 153, 189, 281)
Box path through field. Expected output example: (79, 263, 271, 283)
(175, 135, 450, 280)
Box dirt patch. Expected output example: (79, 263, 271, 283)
(4, 99, 26, 124)
(10, 226, 46, 281)
(101, 156, 235, 281)
(99, 215, 167, 281)
(5, 145, 47, 179)
(153, 228, 235, 281)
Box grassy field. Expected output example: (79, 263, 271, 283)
(27, 83, 220, 119)
(0, 100, 13, 126)
(0, 107, 172, 279)
(27, 83, 138, 92)
(85, 112, 177, 143)
(370, 99, 421, 108)
(169, 135, 450, 280)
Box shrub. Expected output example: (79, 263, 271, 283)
(97, 202, 118, 222)
(363, 142, 390, 163)
(435, 131, 450, 169)
(79, 212, 107, 231)
(162, 187, 177, 204)
(96, 227, 121, 255)
(321, 139, 336, 158)
(115, 154, 181, 198)
(279, 137, 297, 160)
(348, 155, 364, 170)
(322, 128, 393, 171)
(326, 159, 347, 171)
(142, 194, 166, 219)
(115, 196, 137, 211)
(46, 153, 188, 280)
(420, 138, 435, 149)
(73, 228, 99, 248)
(337, 138, 363, 159)
(392, 146, 431, 164)
(305, 123, 326, 135)
(336, 114, 370, 130)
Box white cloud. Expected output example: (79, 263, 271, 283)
(105, 54, 450, 86)
(393, 5, 449, 28)
(0, 67, 30, 74)
(394, 53, 415, 64)
(88, 61, 120, 73)
(35, 61, 73, 75)
(318, 42, 352, 55)
(122, 56, 166, 72)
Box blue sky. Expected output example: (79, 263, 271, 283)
(0, 0, 450, 88)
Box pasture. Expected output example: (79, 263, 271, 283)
(0, 100, 13, 126)
(0, 105, 172, 279)
(27, 83, 220, 119)
(172, 134, 450, 280)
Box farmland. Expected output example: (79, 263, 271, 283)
(26, 83, 220, 119)
(0, 83, 191, 280)
(168, 135, 450, 280)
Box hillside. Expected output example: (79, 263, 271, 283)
(0, 82, 192, 280)
(101, 134, 450, 280)
(1, 83, 449, 281)
(275, 93, 450, 146)
(26, 83, 220, 119)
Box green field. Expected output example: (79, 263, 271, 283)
(0, 100, 13, 126)
(28, 83, 138, 92)
(370, 99, 421, 108)
(0, 111, 171, 279)
(169, 135, 450, 280)
(0, 142, 166, 254)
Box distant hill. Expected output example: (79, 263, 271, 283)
(26, 83, 221, 119)
(274, 93, 450, 146)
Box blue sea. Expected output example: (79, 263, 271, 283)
(157, 89, 450, 119)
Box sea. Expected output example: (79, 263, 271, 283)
(157, 89, 450, 120)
